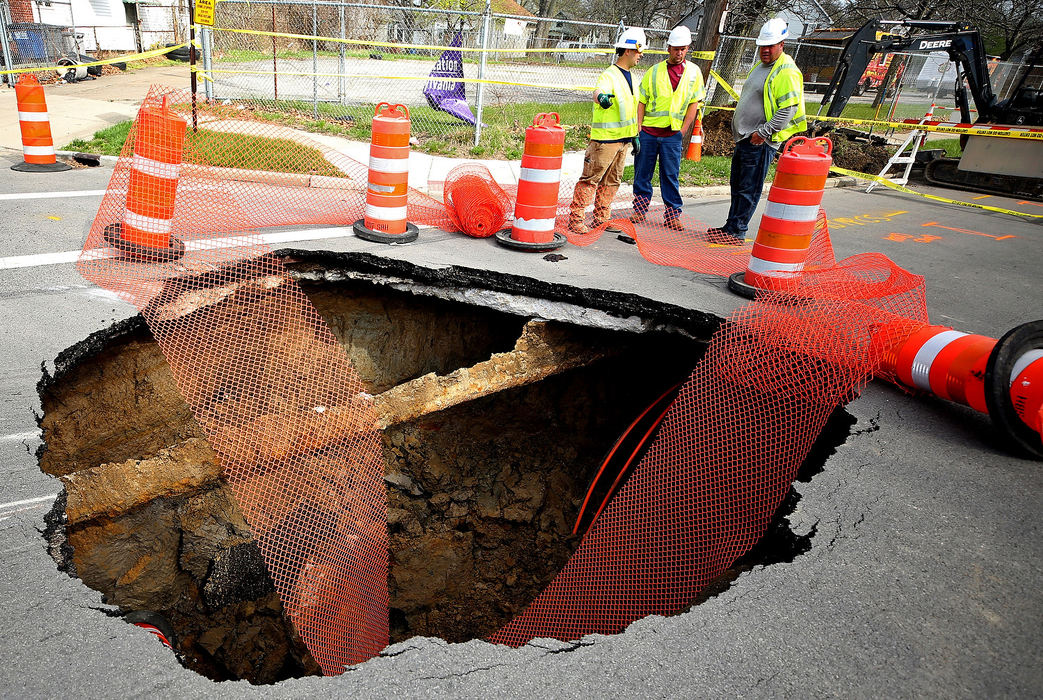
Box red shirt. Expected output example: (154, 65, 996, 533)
(642, 62, 687, 137)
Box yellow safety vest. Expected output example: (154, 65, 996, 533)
(591, 65, 638, 141)
(639, 61, 706, 131)
(752, 52, 807, 143)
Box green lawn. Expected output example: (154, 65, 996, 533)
(624, 156, 777, 188)
(65, 123, 347, 176)
(62, 100, 591, 161)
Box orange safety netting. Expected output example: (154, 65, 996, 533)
(78, 87, 928, 672)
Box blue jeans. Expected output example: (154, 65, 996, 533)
(723, 137, 777, 236)
(633, 130, 683, 219)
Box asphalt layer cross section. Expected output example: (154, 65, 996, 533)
(0, 153, 1040, 697)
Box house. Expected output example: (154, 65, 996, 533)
(2, 0, 183, 56)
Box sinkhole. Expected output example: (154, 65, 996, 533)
(37, 251, 846, 685)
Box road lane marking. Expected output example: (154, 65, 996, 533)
(922, 221, 1017, 241)
(971, 195, 992, 200)
(0, 225, 423, 270)
(0, 190, 107, 201)
(0, 494, 57, 511)
(0, 431, 41, 442)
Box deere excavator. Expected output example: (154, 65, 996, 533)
(818, 19, 1043, 199)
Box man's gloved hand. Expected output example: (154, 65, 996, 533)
(597, 93, 614, 109)
(632, 136, 641, 156)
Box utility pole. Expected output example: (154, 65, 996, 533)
(692, 0, 727, 77)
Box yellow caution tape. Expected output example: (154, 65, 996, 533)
(812, 112, 1043, 140)
(708, 70, 739, 101)
(697, 103, 1041, 141)
(0, 42, 190, 76)
(829, 165, 1043, 219)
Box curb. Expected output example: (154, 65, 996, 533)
(26, 146, 862, 200)
(56, 150, 119, 165)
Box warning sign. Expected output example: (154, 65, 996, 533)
(194, 0, 215, 26)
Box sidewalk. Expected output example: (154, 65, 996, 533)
(0, 65, 189, 151)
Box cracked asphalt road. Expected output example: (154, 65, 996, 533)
(0, 152, 1039, 697)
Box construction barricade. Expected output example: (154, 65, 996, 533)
(354, 102, 419, 244)
(104, 95, 187, 262)
(496, 112, 567, 252)
(729, 137, 833, 298)
(685, 118, 703, 162)
(880, 321, 1043, 459)
(12, 74, 71, 173)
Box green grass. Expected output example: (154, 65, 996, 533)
(803, 99, 962, 125)
(64, 121, 133, 155)
(624, 156, 777, 188)
(238, 98, 592, 159)
(926, 138, 961, 157)
(64, 123, 346, 176)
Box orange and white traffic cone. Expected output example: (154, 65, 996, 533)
(12, 74, 71, 173)
(353, 102, 418, 244)
(103, 95, 187, 262)
(685, 118, 703, 162)
(496, 112, 567, 251)
(728, 136, 833, 298)
(880, 320, 1043, 460)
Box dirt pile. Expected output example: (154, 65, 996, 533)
(702, 108, 891, 174)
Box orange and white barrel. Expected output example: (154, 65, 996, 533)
(104, 95, 187, 261)
(496, 112, 566, 251)
(728, 137, 832, 298)
(354, 102, 418, 244)
(880, 321, 1043, 460)
(12, 74, 70, 173)
(882, 325, 997, 413)
(685, 118, 703, 162)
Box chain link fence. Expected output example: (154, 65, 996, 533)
(199, 0, 672, 154)
(706, 33, 1042, 130)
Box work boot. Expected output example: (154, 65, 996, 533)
(705, 227, 745, 246)
(630, 211, 646, 223)
(593, 219, 624, 233)
(664, 217, 685, 231)
(569, 222, 590, 235)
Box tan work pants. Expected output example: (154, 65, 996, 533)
(568, 140, 631, 227)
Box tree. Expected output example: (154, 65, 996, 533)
(836, 0, 1043, 59)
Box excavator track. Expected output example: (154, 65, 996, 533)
(923, 158, 1043, 201)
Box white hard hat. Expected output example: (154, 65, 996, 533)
(667, 25, 692, 47)
(615, 27, 647, 51)
(756, 17, 788, 46)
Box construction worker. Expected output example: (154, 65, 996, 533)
(631, 25, 705, 230)
(707, 18, 807, 245)
(568, 27, 645, 235)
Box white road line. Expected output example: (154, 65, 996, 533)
(0, 431, 41, 442)
(0, 190, 107, 201)
(0, 250, 82, 269)
(0, 224, 443, 271)
(0, 494, 57, 510)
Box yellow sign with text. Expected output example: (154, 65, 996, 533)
(194, 0, 215, 26)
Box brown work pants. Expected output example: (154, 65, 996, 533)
(568, 140, 631, 227)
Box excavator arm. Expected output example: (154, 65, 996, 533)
(820, 19, 998, 121)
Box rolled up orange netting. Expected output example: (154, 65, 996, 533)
(442, 163, 513, 238)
